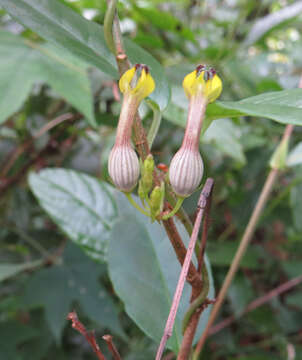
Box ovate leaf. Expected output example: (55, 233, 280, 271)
(29, 168, 117, 261)
(217, 89, 302, 126)
(1, 0, 170, 111)
(108, 195, 214, 352)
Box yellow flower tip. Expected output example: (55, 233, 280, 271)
(182, 65, 222, 103)
(118, 64, 155, 101)
(119, 67, 135, 94)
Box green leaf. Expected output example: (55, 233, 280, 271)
(108, 195, 214, 352)
(0, 0, 170, 111)
(290, 180, 302, 232)
(287, 142, 302, 167)
(0, 260, 43, 282)
(217, 89, 302, 126)
(0, 31, 95, 126)
(207, 241, 260, 269)
(167, 89, 302, 128)
(28, 168, 118, 262)
(203, 119, 246, 164)
(29, 168, 214, 350)
(0, 0, 117, 77)
(22, 242, 124, 342)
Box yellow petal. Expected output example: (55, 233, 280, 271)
(182, 66, 222, 103)
(119, 67, 136, 94)
(132, 68, 155, 101)
(205, 74, 222, 103)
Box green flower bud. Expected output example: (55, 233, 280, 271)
(149, 182, 165, 220)
(138, 155, 155, 200)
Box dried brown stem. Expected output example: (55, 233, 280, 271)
(210, 274, 302, 336)
(162, 218, 202, 293)
(156, 179, 213, 360)
(67, 311, 107, 360)
(177, 179, 214, 360)
(102, 335, 122, 360)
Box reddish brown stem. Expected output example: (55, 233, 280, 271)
(156, 179, 213, 360)
(177, 179, 214, 360)
(102, 335, 122, 360)
(162, 218, 202, 293)
(67, 311, 107, 360)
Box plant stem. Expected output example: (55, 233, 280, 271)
(147, 102, 162, 149)
(124, 193, 150, 216)
(181, 264, 209, 334)
(102, 335, 122, 360)
(156, 180, 212, 360)
(177, 179, 214, 360)
(162, 197, 184, 220)
(104, 0, 118, 54)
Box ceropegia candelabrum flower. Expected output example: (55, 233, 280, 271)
(169, 65, 222, 197)
(108, 64, 155, 192)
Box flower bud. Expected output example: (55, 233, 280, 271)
(169, 148, 204, 197)
(169, 65, 220, 197)
(183, 65, 222, 103)
(109, 64, 155, 192)
(119, 64, 155, 102)
(149, 182, 165, 220)
(108, 145, 140, 192)
(138, 154, 155, 199)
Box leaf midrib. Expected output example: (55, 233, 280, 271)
(33, 174, 113, 231)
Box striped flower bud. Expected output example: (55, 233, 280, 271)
(169, 148, 204, 197)
(169, 65, 222, 197)
(108, 64, 155, 192)
(108, 145, 140, 192)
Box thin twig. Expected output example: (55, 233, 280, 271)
(102, 335, 122, 360)
(177, 179, 214, 360)
(193, 122, 295, 359)
(67, 311, 107, 360)
(33, 113, 74, 139)
(210, 274, 302, 335)
(156, 179, 213, 360)
(0, 113, 74, 178)
(0, 114, 79, 196)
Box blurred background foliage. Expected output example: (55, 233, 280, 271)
(1, 0, 302, 359)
